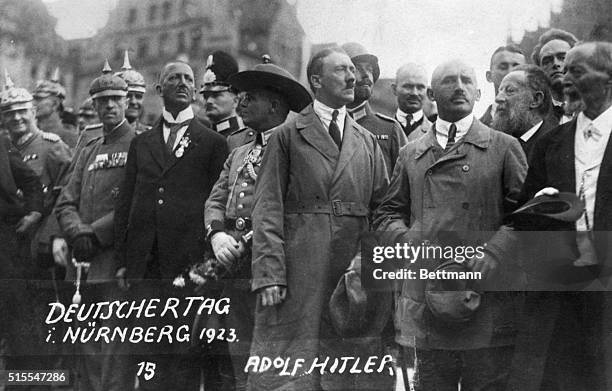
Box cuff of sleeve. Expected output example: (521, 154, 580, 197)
(67, 223, 95, 242)
(206, 220, 225, 241)
(251, 278, 287, 292)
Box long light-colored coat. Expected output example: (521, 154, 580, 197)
(249, 105, 391, 390)
(374, 118, 527, 350)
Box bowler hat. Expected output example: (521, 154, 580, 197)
(228, 63, 312, 112)
(341, 42, 380, 82)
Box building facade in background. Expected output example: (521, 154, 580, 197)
(67, 0, 306, 122)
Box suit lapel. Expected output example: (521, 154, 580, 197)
(331, 116, 359, 184)
(297, 106, 340, 163)
(594, 126, 612, 231)
(161, 119, 199, 175)
(552, 121, 576, 192)
(144, 119, 166, 171)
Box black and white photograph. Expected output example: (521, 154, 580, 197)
(1, 0, 612, 390)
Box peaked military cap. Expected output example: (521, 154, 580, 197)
(89, 59, 128, 99)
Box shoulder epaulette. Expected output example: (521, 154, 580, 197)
(375, 112, 396, 123)
(84, 123, 103, 131)
(41, 131, 61, 143)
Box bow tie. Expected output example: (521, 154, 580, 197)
(584, 124, 602, 141)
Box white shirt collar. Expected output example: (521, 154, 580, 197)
(313, 99, 346, 139)
(520, 120, 543, 142)
(436, 114, 474, 137)
(396, 108, 423, 126)
(162, 105, 194, 124)
(576, 105, 612, 138)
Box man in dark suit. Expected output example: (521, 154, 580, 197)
(492, 64, 555, 162)
(114, 61, 228, 391)
(342, 42, 407, 176)
(480, 44, 526, 127)
(506, 41, 612, 391)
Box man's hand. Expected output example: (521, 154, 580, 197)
(72, 235, 97, 262)
(15, 211, 42, 234)
(535, 187, 559, 197)
(258, 285, 287, 306)
(116, 267, 129, 291)
(466, 252, 499, 281)
(52, 237, 69, 267)
(211, 232, 245, 270)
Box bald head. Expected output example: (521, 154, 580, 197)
(156, 61, 195, 114)
(429, 60, 480, 122)
(392, 63, 429, 114)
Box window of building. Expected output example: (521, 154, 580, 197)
(149, 4, 158, 21)
(178, 31, 186, 52)
(159, 33, 169, 55)
(138, 37, 149, 59)
(163, 1, 172, 18)
(128, 8, 137, 24)
(191, 27, 202, 51)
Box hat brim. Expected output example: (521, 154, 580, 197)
(90, 90, 128, 99)
(351, 54, 380, 83)
(509, 192, 584, 223)
(199, 83, 233, 93)
(127, 86, 146, 94)
(1, 101, 33, 112)
(228, 71, 312, 112)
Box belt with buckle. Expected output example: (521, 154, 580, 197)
(225, 217, 252, 231)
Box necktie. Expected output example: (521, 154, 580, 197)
(329, 110, 342, 149)
(405, 112, 413, 128)
(444, 123, 457, 152)
(165, 119, 191, 154)
(583, 124, 602, 141)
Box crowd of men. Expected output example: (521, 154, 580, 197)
(1, 25, 612, 391)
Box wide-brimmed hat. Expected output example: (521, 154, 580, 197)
(425, 261, 481, 323)
(341, 42, 380, 83)
(506, 192, 584, 230)
(228, 63, 312, 112)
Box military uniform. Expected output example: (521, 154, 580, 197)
(38, 114, 78, 149)
(54, 62, 134, 391)
(349, 101, 407, 176)
(13, 130, 72, 259)
(214, 115, 255, 149)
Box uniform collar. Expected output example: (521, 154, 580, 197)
(14, 130, 37, 149)
(256, 128, 275, 146)
(347, 101, 368, 122)
(214, 115, 243, 133)
(103, 118, 130, 144)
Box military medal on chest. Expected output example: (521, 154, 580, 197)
(175, 136, 191, 158)
(243, 144, 263, 180)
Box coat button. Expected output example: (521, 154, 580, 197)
(158, 199, 164, 205)
(462, 165, 470, 172)
(237, 204, 244, 209)
(239, 192, 245, 198)
(158, 187, 164, 193)
(241, 182, 248, 187)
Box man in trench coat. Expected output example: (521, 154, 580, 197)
(248, 47, 391, 391)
